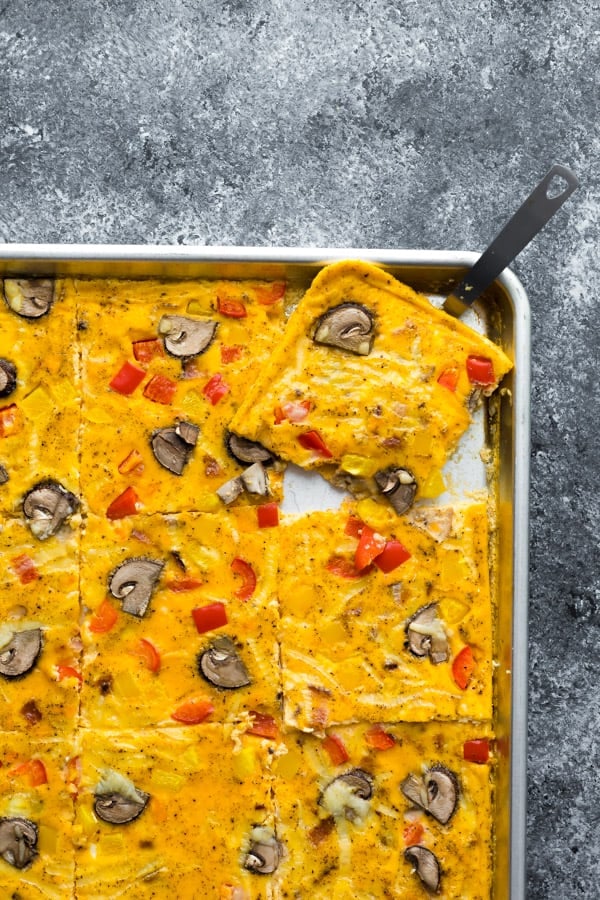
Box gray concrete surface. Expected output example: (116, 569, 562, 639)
(1, 1, 599, 896)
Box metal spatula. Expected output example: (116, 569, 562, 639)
(443, 164, 579, 317)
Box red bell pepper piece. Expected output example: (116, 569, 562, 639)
(11, 554, 40, 585)
(255, 281, 286, 306)
(56, 663, 83, 683)
(452, 645, 475, 689)
(463, 738, 490, 764)
(355, 525, 386, 571)
(217, 296, 247, 318)
(220, 345, 243, 364)
(109, 361, 146, 396)
(12, 758, 48, 787)
(297, 429, 333, 458)
(326, 556, 367, 579)
(246, 711, 279, 740)
(437, 365, 459, 392)
(231, 558, 256, 601)
(0, 404, 21, 437)
(403, 821, 424, 847)
(374, 539, 411, 573)
(274, 399, 312, 424)
(203, 373, 230, 405)
(257, 502, 279, 528)
(344, 515, 365, 539)
(132, 338, 163, 364)
(143, 374, 177, 405)
(171, 698, 214, 724)
(106, 486, 139, 519)
(192, 602, 228, 634)
(130, 638, 161, 673)
(166, 577, 203, 592)
(365, 724, 396, 751)
(89, 599, 119, 634)
(118, 449, 144, 476)
(322, 734, 350, 766)
(466, 355, 495, 386)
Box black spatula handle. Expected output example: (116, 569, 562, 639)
(443, 164, 579, 317)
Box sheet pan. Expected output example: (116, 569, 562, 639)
(0, 244, 530, 899)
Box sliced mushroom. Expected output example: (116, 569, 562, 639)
(225, 432, 275, 466)
(22, 480, 79, 540)
(374, 467, 417, 515)
(158, 315, 217, 358)
(404, 846, 441, 893)
(425, 766, 459, 824)
(312, 302, 375, 355)
(0, 359, 17, 398)
(320, 768, 374, 823)
(401, 765, 458, 825)
(176, 421, 200, 445)
(109, 558, 164, 618)
(0, 817, 38, 869)
(406, 604, 449, 664)
(3, 279, 55, 319)
(198, 637, 251, 689)
(94, 789, 150, 825)
(240, 462, 269, 496)
(244, 829, 282, 875)
(216, 475, 244, 506)
(150, 421, 199, 475)
(0, 629, 42, 679)
(0, 464, 8, 485)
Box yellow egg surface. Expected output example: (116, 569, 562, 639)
(0, 278, 80, 515)
(79, 508, 281, 730)
(76, 277, 289, 517)
(272, 721, 494, 900)
(0, 516, 81, 735)
(278, 501, 492, 729)
(230, 260, 512, 505)
(0, 266, 508, 898)
(73, 726, 276, 899)
(0, 734, 76, 899)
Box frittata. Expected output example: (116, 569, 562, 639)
(79, 508, 280, 730)
(230, 260, 512, 513)
(278, 501, 493, 730)
(76, 278, 291, 517)
(0, 263, 509, 899)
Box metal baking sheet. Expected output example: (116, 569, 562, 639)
(0, 244, 530, 899)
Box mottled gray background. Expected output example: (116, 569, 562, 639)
(1, 0, 598, 897)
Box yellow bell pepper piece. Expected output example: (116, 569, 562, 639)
(419, 468, 446, 498)
(340, 454, 378, 478)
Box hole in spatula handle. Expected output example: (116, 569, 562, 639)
(542, 165, 579, 203)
